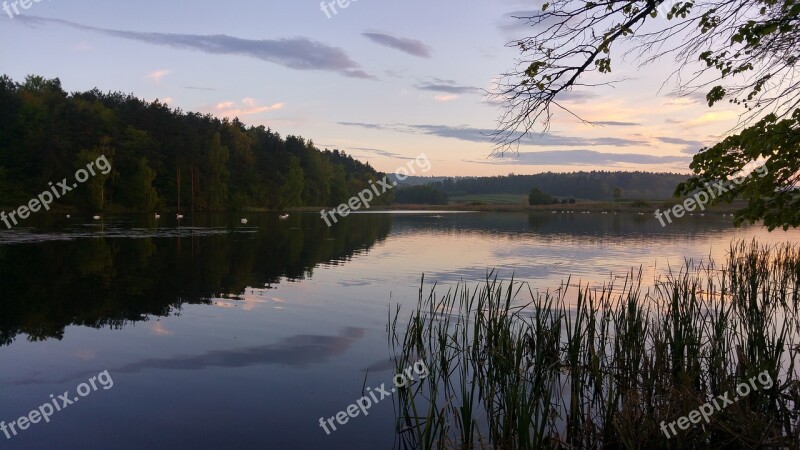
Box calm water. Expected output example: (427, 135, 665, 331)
(0, 212, 798, 449)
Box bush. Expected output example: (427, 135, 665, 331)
(528, 187, 553, 205)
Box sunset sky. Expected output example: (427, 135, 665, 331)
(0, 0, 746, 176)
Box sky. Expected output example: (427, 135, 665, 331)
(0, 0, 746, 177)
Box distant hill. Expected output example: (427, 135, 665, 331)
(426, 172, 689, 201)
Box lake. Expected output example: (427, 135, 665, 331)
(0, 212, 798, 449)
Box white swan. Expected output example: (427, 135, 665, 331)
(279, 214, 289, 220)
(93, 215, 100, 220)
(241, 218, 248, 224)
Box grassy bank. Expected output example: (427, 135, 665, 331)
(389, 241, 800, 449)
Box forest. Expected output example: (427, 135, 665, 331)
(428, 171, 690, 201)
(0, 75, 393, 212)
(0, 75, 701, 212)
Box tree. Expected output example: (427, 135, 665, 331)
(676, 110, 800, 230)
(116, 127, 160, 211)
(528, 187, 553, 205)
(494, 0, 800, 228)
(75, 138, 114, 211)
(125, 157, 159, 211)
(222, 120, 258, 209)
(613, 187, 622, 201)
(279, 156, 304, 208)
(205, 132, 229, 210)
(329, 165, 350, 206)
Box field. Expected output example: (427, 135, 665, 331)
(448, 194, 529, 205)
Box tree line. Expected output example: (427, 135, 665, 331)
(394, 185, 449, 205)
(0, 75, 393, 212)
(427, 172, 689, 201)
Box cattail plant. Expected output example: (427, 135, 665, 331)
(390, 240, 800, 449)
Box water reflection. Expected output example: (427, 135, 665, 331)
(0, 214, 391, 346)
(2, 212, 794, 347)
(15, 327, 366, 386)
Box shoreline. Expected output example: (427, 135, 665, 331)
(289, 200, 749, 214)
(0, 200, 748, 215)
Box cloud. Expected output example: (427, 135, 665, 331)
(337, 122, 647, 147)
(415, 80, 481, 95)
(667, 90, 710, 105)
(150, 321, 173, 336)
(656, 136, 704, 146)
(418, 125, 648, 146)
(384, 69, 408, 79)
(556, 90, 600, 103)
(17, 15, 374, 79)
(72, 41, 92, 51)
(655, 136, 707, 155)
(467, 150, 691, 167)
(119, 327, 366, 371)
(362, 32, 432, 58)
(14, 328, 368, 385)
(594, 121, 641, 126)
(214, 98, 284, 118)
(145, 69, 171, 83)
(347, 147, 415, 160)
(685, 111, 738, 128)
(405, 124, 504, 143)
(498, 10, 535, 31)
(434, 94, 459, 102)
(338, 121, 392, 131)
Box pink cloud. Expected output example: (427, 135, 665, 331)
(434, 94, 459, 102)
(214, 98, 285, 118)
(145, 69, 171, 82)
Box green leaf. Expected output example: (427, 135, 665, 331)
(706, 86, 726, 106)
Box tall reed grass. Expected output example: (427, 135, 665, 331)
(389, 240, 800, 449)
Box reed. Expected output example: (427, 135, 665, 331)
(389, 240, 800, 449)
